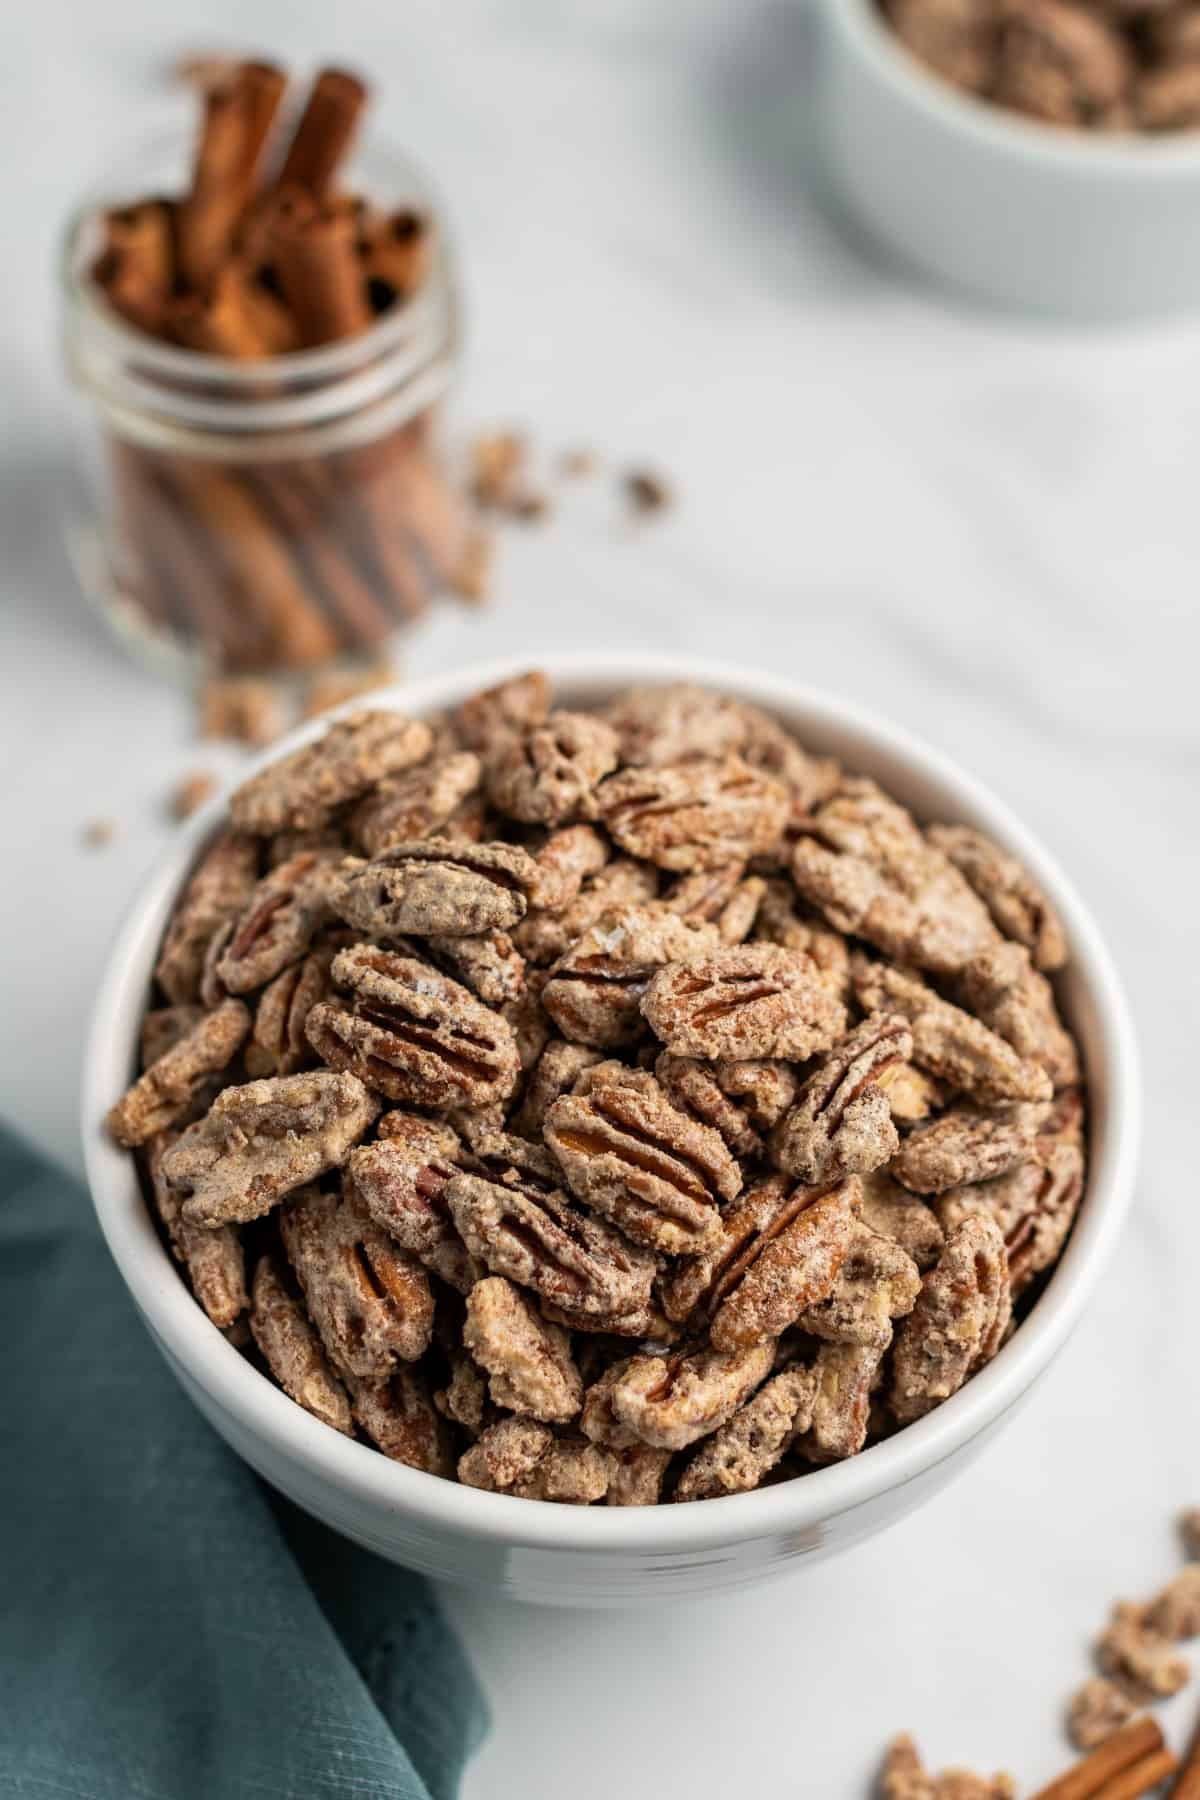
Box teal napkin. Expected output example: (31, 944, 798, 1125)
(0, 1128, 487, 1800)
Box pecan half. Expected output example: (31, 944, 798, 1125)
(463, 1277, 583, 1423)
(606, 1445, 675, 1506)
(1096, 1602, 1190, 1702)
(544, 1068, 740, 1255)
(332, 838, 540, 940)
(514, 856, 658, 965)
(306, 944, 521, 1108)
(146, 1129, 248, 1329)
(802, 1340, 887, 1462)
(424, 930, 526, 1006)
(280, 1184, 434, 1376)
(859, 1169, 945, 1271)
(154, 830, 259, 1004)
(458, 1418, 610, 1503)
(455, 669, 550, 751)
(853, 957, 1052, 1105)
(769, 1012, 912, 1183)
(348, 1368, 455, 1475)
(162, 1070, 379, 1227)
(655, 1052, 797, 1160)
(993, 0, 1131, 127)
(348, 1115, 479, 1292)
(434, 1351, 487, 1438)
(512, 1038, 605, 1137)
(249, 1253, 352, 1435)
(709, 1178, 861, 1351)
(753, 878, 852, 998)
(244, 944, 339, 1078)
(891, 1102, 1046, 1195)
(349, 751, 482, 855)
(927, 824, 1067, 971)
(796, 1221, 921, 1348)
(230, 709, 433, 835)
(658, 1171, 794, 1326)
(107, 997, 250, 1146)
(936, 1136, 1084, 1296)
(959, 940, 1079, 1091)
(542, 904, 720, 1048)
(674, 1364, 817, 1501)
(607, 1341, 775, 1451)
(139, 1004, 205, 1070)
(524, 825, 610, 913)
(890, 1215, 1012, 1424)
(217, 851, 343, 994)
(485, 709, 620, 825)
(1066, 1679, 1138, 1753)
(736, 703, 842, 818)
(595, 756, 789, 871)
(602, 683, 748, 767)
(664, 863, 765, 945)
(1146, 1567, 1200, 1642)
(641, 944, 848, 1061)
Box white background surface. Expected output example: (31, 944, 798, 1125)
(3, 2, 1200, 1794)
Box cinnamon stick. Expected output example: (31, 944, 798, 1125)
(178, 62, 285, 289)
(274, 67, 367, 196)
(93, 199, 176, 335)
(168, 263, 297, 357)
(1170, 1708, 1200, 1799)
(1094, 1748, 1178, 1799)
(249, 461, 396, 647)
(270, 195, 371, 345)
(1031, 1717, 1168, 1800)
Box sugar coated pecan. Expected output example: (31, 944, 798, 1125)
(544, 1068, 740, 1255)
(231, 710, 433, 835)
(928, 824, 1067, 971)
(1096, 1601, 1190, 1701)
(655, 1051, 796, 1160)
(524, 824, 610, 912)
(936, 1136, 1084, 1295)
(658, 1172, 794, 1328)
(603, 683, 749, 767)
(737, 702, 842, 817)
(802, 1340, 887, 1462)
(875, 1060, 944, 1125)
(249, 1254, 352, 1435)
(664, 863, 765, 945)
(890, 1215, 1012, 1423)
(797, 1221, 921, 1348)
(348, 1368, 455, 1475)
(434, 1350, 487, 1437)
(608, 1341, 775, 1451)
(1146, 1565, 1200, 1640)
(455, 669, 550, 751)
(595, 756, 789, 871)
(880, 1734, 1015, 1800)
(513, 1038, 605, 1137)
(541, 1295, 679, 1343)
(642, 944, 848, 1061)
(853, 957, 1052, 1105)
(485, 709, 620, 825)
(542, 904, 719, 1048)
(515, 857, 658, 965)
(422, 930, 525, 1007)
(108, 997, 250, 1147)
(244, 944, 338, 1078)
(769, 1012, 912, 1184)
(350, 751, 482, 855)
(349, 1117, 479, 1293)
(146, 1129, 248, 1329)
(606, 1444, 675, 1506)
(959, 940, 1079, 1090)
(1066, 1678, 1138, 1752)
(859, 1170, 945, 1271)
(306, 944, 521, 1108)
(458, 1418, 610, 1503)
(709, 1178, 861, 1351)
(140, 1004, 205, 1070)
(753, 878, 853, 997)
(891, 1102, 1047, 1196)
(217, 851, 343, 994)
(162, 1069, 379, 1227)
(674, 1364, 817, 1501)
(155, 830, 260, 1004)
(463, 1276, 582, 1422)
(333, 838, 540, 940)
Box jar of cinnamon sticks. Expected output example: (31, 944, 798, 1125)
(60, 61, 484, 678)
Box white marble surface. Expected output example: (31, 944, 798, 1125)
(3, 1, 1200, 1793)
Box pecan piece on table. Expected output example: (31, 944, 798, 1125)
(280, 1183, 435, 1376)
(927, 824, 1067, 971)
(458, 1418, 611, 1503)
(852, 957, 1052, 1105)
(145, 1129, 248, 1329)
(674, 1364, 817, 1501)
(455, 669, 550, 752)
(1065, 1678, 1138, 1752)
(959, 940, 1079, 1091)
(350, 751, 482, 855)
(1096, 1602, 1190, 1702)
(890, 1215, 1012, 1424)
(305, 944, 521, 1108)
(936, 1135, 1084, 1295)
(514, 856, 658, 966)
(769, 1012, 912, 1184)
(230, 709, 433, 835)
(859, 1169, 945, 1271)
(880, 1733, 1016, 1800)
(249, 1253, 352, 1435)
(607, 1341, 775, 1452)
(544, 1067, 740, 1256)
(484, 709, 620, 825)
(349, 1115, 479, 1293)
(216, 851, 343, 994)
(710, 1178, 862, 1351)
(595, 756, 789, 871)
(641, 944, 848, 1062)
(891, 1101, 1047, 1196)
(541, 904, 719, 1048)
(1146, 1566, 1200, 1641)
(108, 997, 250, 1147)
(463, 1276, 583, 1423)
(244, 944, 339, 1078)
(347, 1367, 455, 1475)
(602, 682, 749, 767)
(154, 830, 260, 1004)
(800, 1340, 888, 1462)
(796, 1221, 921, 1348)
(655, 1051, 796, 1161)
(162, 1069, 379, 1227)
(332, 838, 540, 939)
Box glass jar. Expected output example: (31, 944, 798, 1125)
(60, 133, 467, 680)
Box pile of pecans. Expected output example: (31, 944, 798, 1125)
(882, 0, 1200, 133)
(107, 672, 1086, 1505)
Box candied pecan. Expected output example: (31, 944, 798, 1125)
(1065, 1678, 1138, 1752)
(797, 1222, 921, 1348)
(927, 824, 1067, 971)
(1145, 1565, 1200, 1640)
(249, 1253, 352, 1435)
(664, 863, 765, 945)
(791, 780, 997, 978)
(107, 998, 250, 1147)
(595, 756, 789, 871)
(736, 703, 842, 817)
(891, 1102, 1047, 1196)
(1097, 1602, 1190, 1701)
(801, 1340, 887, 1461)
(641, 944, 847, 1062)
(514, 857, 658, 965)
(349, 1116, 479, 1293)
(424, 930, 525, 1006)
(603, 683, 748, 767)
(146, 1130, 248, 1329)
(881, 1733, 936, 1800)
(244, 945, 338, 1078)
(464, 1277, 582, 1423)
(154, 830, 259, 1004)
(231, 710, 433, 836)
(524, 824, 610, 912)
(542, 1295, 678, 1343)
(581, 1358, 643, 1449)
(280, 1184, 434, 1377)
(885, 0, 996, 92)
(348, 1368, 455, 1475)
(1138, 61, 1200, 129)
(458, 1418, 610, 1503)
(655, 1052, 796, 1160)
(500, 972, 551, 1070)
(198, 919, 233, 1008)
(544, 1069, 740, 1256)
(434, 1350, 487, 1437)
(349, 751, 482, 856)
(446, 1171, 657, 1319)
(606, 1444, 675, 1506)
(140, 1003, 205, 1070)
(658, 1171, 789, 1324)
(674, 1364, 817, 1501)
(770, 1013, 912, 1184)
(753, 878, 853, 997)
(455, 669, 550, 751)
(993, 0, 1131, 127)
(440, 792, 490, 843)
(1183, 1510, 1200, 1561)
(333, 838, 540, 940)
(485, 709, 620, 826)
(542, 904, 719, 1048)
(217, 851, 343, 994)
(306, 944, 521, 1108)
(876, 1061, 945, 1125)
(936, 1137, 1084, 1295)
(890, 1216, 1012, 1424)
(162, 1070, 379, 1227)
(512, 1038, 605, 1137)
(959, 941, 1079, 1091)
(607, 1341, 775, 1451)
(859, 1170, 945, 1271)
(708, 1179, 860, 1351)
(853, 958, 1052, 1105)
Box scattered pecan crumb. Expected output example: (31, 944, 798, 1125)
(82, 818, 116, 849)
(198, 676, 286, 747)
(170, 771, 218, 821)
(624, 468, 672, 514)
(559, 447, 597, 478)
(452, 528, 494, 604)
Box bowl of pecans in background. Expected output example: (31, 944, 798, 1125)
(817, 0, 1200, 317)
(82, 655, 1138, 1605)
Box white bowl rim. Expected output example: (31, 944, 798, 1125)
(83, 651, 1141, 1557)
(829, 0, 1200, 178)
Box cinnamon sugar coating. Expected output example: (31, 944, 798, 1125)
(108, 997, 250, 1146)
(595, 756, 789, 871)
(154, 830, 260, 1004)
(641, 944, 848, 1061)
(249, 1254, 352, 1435)
(463, 1276, 582, 1422)
(231, 710, 433, 834)
(890, 1216, 1012, 1423)
(770, 1012, 911, 1184)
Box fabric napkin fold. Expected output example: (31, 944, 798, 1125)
(0, 1127, 487, 1800)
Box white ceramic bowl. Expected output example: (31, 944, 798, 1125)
(82, 654, 1139, 1606)
(817, 0, 1200, 319)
